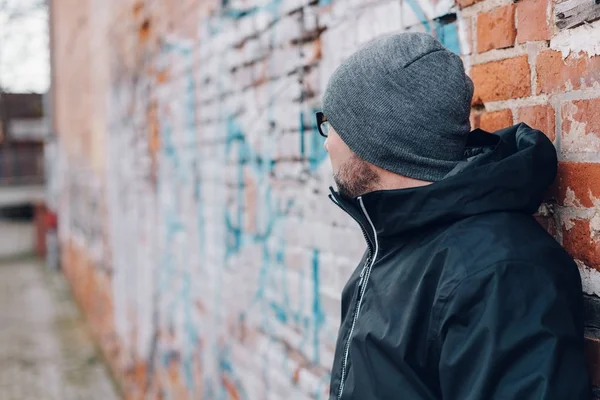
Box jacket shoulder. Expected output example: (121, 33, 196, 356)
(447, 211, 577, 280)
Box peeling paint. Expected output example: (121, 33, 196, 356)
(550, 19, 600, 59)
(563, 215, 576, 231)
(565, 187, 585, 208)
(456, 11, 472, 58)
(561, 101, 600, 154)
(578, 261, 600, 296)
(591, 213, 600, 239)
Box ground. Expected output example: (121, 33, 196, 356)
(0, 253, 120, 399)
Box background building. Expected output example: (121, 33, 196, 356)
(0, 93, 46, 185)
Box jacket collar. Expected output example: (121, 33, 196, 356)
(328, 187, 377, 253)
(328, 124, 558, 243)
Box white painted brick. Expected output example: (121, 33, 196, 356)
(53, 0, 482, 398)
(272, 14, 303, 48)
(275, 132, 301, 159)
(356, 8, 378, 46)
(330, 226, 367, 258)
(373, 0, 403, 37)
(296, 368, 325, 397)
(279, 0, 313, 15)
(401, 2, 430, 31)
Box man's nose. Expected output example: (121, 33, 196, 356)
(323, 138, 329, 152)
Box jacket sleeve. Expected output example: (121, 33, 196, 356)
(436, 261, 591, 400)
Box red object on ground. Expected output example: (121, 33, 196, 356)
(34, 202, 58, 258)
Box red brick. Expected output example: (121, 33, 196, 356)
(556, 162, 600, 208)
(244, 169, 257, 233)
(477, 5, 517, 52)
(585, 337, 600, 386)
(536, 50, 600, 94)
(518, 105, 556, 141)
(480, 109, 513, 132)
(138, 19, 151, 41)
(457, 0, 484, 9)
(562, 219, 600, 270)
(516, 0, 551, 43)
(471, 56, 531, 103)
(561, 99, 600, 148)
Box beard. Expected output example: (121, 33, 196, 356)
(334, 154, 381, 198)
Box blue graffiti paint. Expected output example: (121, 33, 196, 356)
(151, 0, 460, 396)
(405, 0, 432, 32)
(309, 127, 328, 172)
(155, 13, 336, 398)
(194, 180, 206, 258)
(208, 0, 334, 393)
(270, 302, 289, 323)
(216, 343, 248, 400)
(224, 118, 249, 259)
(181, 274, 197, 392)
(158, 208, 183, 297)
(163, 41, 193, 56)
(157, 38, 204, 396)
(296, 266, 310, 354)
(224, 116, 330, 392)
(403, 0, 462, 54)
(312, 249, 325, 364)
(220, 0, 282, 21)
(435, 20, 461, 54)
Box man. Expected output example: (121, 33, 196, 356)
(318, 32, 591, 399)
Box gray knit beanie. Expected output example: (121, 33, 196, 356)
(322, 32, 474, 182)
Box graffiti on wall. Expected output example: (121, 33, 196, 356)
(59, 0, 468, 398)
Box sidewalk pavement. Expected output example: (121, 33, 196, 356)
(0, 255, 121, 400)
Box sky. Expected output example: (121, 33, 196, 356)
(0, 0, 49, 93)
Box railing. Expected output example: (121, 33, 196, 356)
(0, 148, 45, 186)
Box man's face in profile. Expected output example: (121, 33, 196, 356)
(323, 121, 379, 198)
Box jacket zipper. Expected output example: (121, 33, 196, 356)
(337, 196, 379, 399)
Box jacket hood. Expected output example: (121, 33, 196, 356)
(329, 123, 558, 241)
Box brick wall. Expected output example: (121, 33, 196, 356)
(49, 0, 600, 398)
